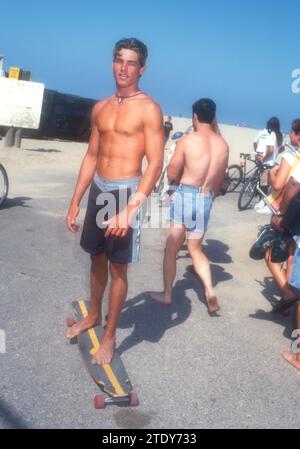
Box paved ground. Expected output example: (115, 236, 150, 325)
(0, 140, 299, 429)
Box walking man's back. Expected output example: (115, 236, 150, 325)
(176, 124, 228, 195)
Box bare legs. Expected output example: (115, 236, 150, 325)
(92, 262, 128, 365)
(150, 226, 185, 304)
(67, 253, 108, 338)
(187, 235, 220, 313)
(67, 252, 128, 365)
(282, 304, 300, 370)
(264, 248, 295, 301)
(151, 225, 219, 312)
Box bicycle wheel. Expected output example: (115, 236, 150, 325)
(238, 172, 259, 211)
(0, 164, 9, 207)
(226, 164, 243, 192)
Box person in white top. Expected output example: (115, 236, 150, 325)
(254, 117, 284, 164)
(254, 117, 284, 213)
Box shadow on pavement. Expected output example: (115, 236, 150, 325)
(185, 263, 233, 289)
(117, 288, 192, 355)
(24, 148, 61, 153)
(177, 239, 233, 264)
(0, 398, 29, 429)
(249, 277, 295, 339)
(0, 197, 32, 210)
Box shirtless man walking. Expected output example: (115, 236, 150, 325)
(151, 99, 228, 312)
(66, 38, 164, 364)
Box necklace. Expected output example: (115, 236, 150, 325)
(115, 91, 143, 104)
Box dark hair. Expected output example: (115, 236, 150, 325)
(292, 118, 300, 134)
(113, 38, 148, 67)
(267, 116, 283, 146)
(192, 98, 216, 124)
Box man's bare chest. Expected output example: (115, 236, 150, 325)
(97, 103, 143, 136)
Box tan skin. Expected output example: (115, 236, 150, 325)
(150, 115, 229, 313)
(66, 48, 164, 364)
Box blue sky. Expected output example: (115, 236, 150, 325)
(1, 0, 299, 130)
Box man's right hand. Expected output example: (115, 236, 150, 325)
(66, 203, 80, 233)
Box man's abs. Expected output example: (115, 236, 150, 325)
(96, 142, 144, 180)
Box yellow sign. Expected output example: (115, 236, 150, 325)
(9, 67, 20, 80)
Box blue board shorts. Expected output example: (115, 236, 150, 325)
(80, 173, 141, 264)
(167, 183, 213, 233)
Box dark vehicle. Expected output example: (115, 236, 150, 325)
(0, 89, 98, 142)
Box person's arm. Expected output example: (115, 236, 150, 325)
(66, 102, 102, 232)
(272, 177, 300, 230)
(214, 145, 230, 196)
(268, 158, 290, 191)
(133, 102, 164, 198)
(104, 101, 164, 238)
(167, 138, 185, 184)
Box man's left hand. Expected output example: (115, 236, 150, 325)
(103, 206, 136, 238)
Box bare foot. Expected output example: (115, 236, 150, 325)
(206, 296, 221, 313)
(66, 315, 100, 339)
(282, 351, 300, 370)
(91, 336, 116, 365)
(150, 292, 172, 305)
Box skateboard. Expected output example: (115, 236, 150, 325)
(67, 300, 139, 409)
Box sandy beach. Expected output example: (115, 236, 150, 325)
(0, 129, 299, 429)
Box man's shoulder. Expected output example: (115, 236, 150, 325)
(140, 94, 162, 120)
(141, 94, 161, 110)
(91, 97, 115, 122)
(93, 97, 112, 110)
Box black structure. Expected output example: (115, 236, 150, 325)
(0, 89, 97, 142)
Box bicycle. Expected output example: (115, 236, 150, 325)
(237, 158, 276, 211)
(226, 153, 257, 192)
(0, 163, 9, 207)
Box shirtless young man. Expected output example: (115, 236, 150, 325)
(66, 38, 164, 364)
(151, 99, 229, 313)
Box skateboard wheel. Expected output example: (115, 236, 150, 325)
(94, 394, 106, 409)
(128, 392, 139, 407)
(66, 317, 76, 327)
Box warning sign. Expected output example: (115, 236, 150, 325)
(9, 67, 20, 79)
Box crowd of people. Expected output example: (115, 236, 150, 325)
(65, 37, 300, 371)
(251, 118, 300, 369)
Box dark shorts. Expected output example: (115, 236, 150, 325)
(80, 174, 141, 264)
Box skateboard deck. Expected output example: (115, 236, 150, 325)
(69, 300, 138, 409)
